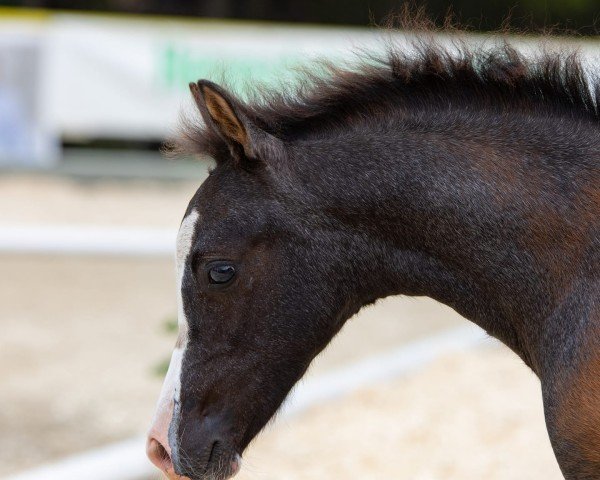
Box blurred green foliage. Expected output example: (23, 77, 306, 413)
(153, 315, 178, 377)
(163, 316, 178, 334)
(9, 0, 600, 34)
(153, 358, 171, 377)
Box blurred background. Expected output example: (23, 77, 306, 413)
(0, 1, 597, 479)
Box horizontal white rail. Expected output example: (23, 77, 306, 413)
(281, 323, 488, 417)
(3, 325, 489, 480)
(2, 437, 154, 480)
(0, 225, 176, 257)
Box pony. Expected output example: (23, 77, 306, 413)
(146, 27, 600, 480)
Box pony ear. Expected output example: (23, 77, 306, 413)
(190, 80, 260, 162)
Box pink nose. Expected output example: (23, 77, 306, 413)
(146, 437, 171, 474)
(146, 432, 186, 480)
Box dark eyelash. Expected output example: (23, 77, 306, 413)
(189, 250, 228, 273)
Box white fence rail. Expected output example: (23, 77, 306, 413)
(0, 225, 176, 256)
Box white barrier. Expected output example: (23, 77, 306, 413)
(0, 10, 379, 143)
(281, 323, 488, 417)
(4, 324, 488, 480)
(0, 225, 176, 256)
(3, 437, 154, 480)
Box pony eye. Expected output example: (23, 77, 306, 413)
(208, 263, 236, 285)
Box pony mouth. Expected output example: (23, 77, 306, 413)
(148, 437, 241, 480)
(176, 447, 242, 480)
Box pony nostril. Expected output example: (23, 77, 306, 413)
(146, 437, 174, 474)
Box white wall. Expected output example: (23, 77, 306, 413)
(4, 12, 382, 143)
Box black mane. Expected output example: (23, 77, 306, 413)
(176, 31, 600, 161)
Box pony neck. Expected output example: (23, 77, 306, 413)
(289, 112, 599, 374)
